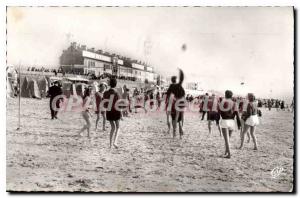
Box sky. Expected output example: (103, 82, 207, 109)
(7, 7, 294, 100)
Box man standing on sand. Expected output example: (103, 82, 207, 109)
(165, 75, 177, 133)
(201, 93, 209, 120)
(48, 81, 63, 119)
(166, 69, 185, 139)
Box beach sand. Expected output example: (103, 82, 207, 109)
(6, 98, 294, 192)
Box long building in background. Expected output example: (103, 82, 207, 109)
(60, 42, 156, 83)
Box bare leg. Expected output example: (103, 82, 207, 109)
(79, 125, 87, 136)
(239, 124, 250, 149)
(217, 124, 221, 136)
(120, 110, 124, 120)
(166, 112, 171, 133)
(109, 121, 115, 148)
(113, 120, 120, 148)
(86, 116, 91, 138)
(181, 112, 184, 128)
(201, 111, 206, 120)
(221, 128, 231, 158)
(95, 113, 100, 130)
(178, 112, 184, 139)
(229, 130, 233, 138)
(172, 118, 177, 138)
(102, 112, 106, 131)
(250, 126, 258, 150)
(246, 131, 251, 143)
(208, 121, 212, 135)
(178, 122, 183, 139)
(144, 102, 147, 113)
(80, 112, 90, 137)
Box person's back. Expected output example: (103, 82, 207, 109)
(207, 96, 219, 112)
(150, 92, 154, 100)
(104, 88, 119, 111)
(172, 83, 185, 99)
(219, 99, 238, 120)
(244, 101, 258, 119)
(281, 101, 285, 108)
(49, 84, 62, 99)
(95, 91, 103, 112)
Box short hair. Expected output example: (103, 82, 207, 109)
(248, 93, 255, 102)
(171, 76, 177, 83)
(99, 83, 107, 89)
(83, 87, 91, 99)
(225, 90, 233, 99)
(109, 78, 117, 88)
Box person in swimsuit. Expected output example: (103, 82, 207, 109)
(280, 100, 285, 111)
(165, 76, 177, 133)
(95, 83, 107, 131)
(79, 87, 93, 138)
(219, 90, 241, 158)
(103, 78, 121, 149)
(48, 81, 63, 119)
(290, 98, 294, 113)
(239, 93, 259, 150)
(201, 93, 209, 120)
(121, 85, 130, 117)
(156, 90, 161, 110)
(239, 97, 251, 143)
(207, 94, 221, 136)
(166, 69, 185, 139)
(149, 91, 154, 109)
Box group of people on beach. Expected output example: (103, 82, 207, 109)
(47, 69, 268, 158)
(164, 70, 260, 158)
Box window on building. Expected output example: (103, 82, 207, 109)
(113, 66, 118, 74)
(87, 60, 95, 68)
(104, 64, 111, 70)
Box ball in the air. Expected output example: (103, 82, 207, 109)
(181, 44, 187, 51)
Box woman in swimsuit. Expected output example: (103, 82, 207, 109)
(219, 90, 241, 158)
(239, 93, 259, 150)
(103, 78, 122, 149)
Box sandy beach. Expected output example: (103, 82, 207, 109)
(6, 97, 294, 192)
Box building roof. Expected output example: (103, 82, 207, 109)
(66, 76, 89, 82)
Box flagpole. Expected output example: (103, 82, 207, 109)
(16, 63, 21, 130)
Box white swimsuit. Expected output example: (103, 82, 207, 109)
(220, 119, 236, 130)
(245, 114, 259, 127)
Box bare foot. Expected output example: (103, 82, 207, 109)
(224, 154, 231, 159)
(113, 144, 119, 149)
